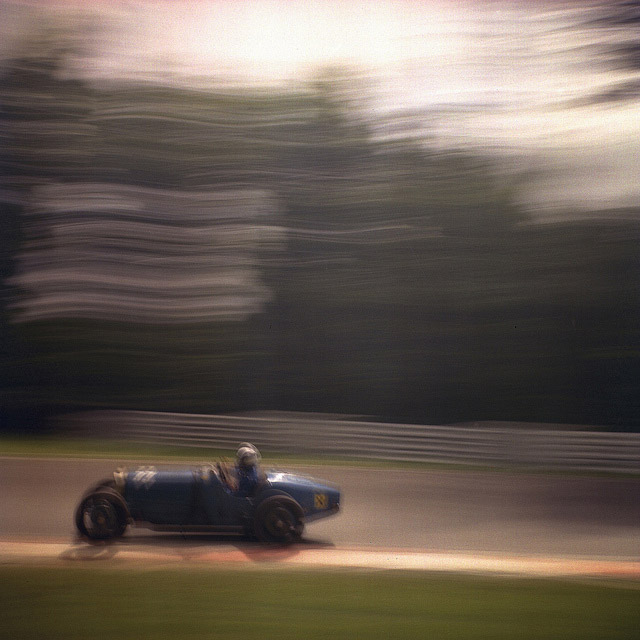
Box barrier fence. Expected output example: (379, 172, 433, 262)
(59, 410, 640, 474)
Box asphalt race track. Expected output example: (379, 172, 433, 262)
(2, 457, 639, 561)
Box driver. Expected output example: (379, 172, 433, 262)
(234, 442, 262, 497)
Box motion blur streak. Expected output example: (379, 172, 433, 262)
(1, 1, 640, 428)
(9, 185, 282, 323)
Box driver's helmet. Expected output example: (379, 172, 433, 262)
(236, 442, 261, 468)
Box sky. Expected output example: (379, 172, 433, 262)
(3, 0, 639, 214)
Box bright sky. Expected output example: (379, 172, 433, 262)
(4, 0, 640, 213)
(4, 1, 625, 104)
(83, 0, 476, 83)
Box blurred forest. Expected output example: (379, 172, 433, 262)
(1, 16, 639, 431)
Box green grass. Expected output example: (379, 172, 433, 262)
(0, 435, 488, 470)
(0, 435, 367, 467)
(1, 566, 638, 639)
(0, 436, 234, 462)
(1, 435, 636, 476)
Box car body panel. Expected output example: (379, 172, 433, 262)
(76, 462, 340, 541)
(266, 471, 340, 521)
(124, 469, 195, 524)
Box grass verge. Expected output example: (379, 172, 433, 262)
(0, 435, 491, 470)
(0, 436, 635, 476)
(0, 436, 234, 462)
(1, 566, 639, 640)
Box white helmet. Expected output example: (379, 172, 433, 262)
(236, 442, 260, 467)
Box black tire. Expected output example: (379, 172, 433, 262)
(75, 488, 128, 541)
(253, 496, 304, 544)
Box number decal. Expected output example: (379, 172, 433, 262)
(314, 493, 328, 509)
(133, 466, 157, 489)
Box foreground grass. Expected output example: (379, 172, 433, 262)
(1, 567, 639, 639)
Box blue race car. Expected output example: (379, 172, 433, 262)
(75, 461, 340, 544)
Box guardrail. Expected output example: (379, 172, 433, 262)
(59, 410, 640, 474)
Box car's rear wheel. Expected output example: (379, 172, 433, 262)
(253, 496, 304, 544)
(75, 488, 128, 541)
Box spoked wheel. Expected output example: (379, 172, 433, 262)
(75, 489, 128, 541)
(254, 496, 304, 544)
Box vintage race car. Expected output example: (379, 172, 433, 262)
(75, 462, 340, 544)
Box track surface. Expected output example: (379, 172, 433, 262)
(1, 457, 639, 574)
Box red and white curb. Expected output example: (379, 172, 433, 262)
(2, 539, 639, 578)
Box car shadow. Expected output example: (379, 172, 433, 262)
(60, 532, 335, 564)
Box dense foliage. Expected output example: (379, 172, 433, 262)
(1, 45, 639, 430)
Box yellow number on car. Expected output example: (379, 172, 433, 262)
(314, 493, 328, 509)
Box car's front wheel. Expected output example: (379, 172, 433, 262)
(253, 496, 304, 544)
(75, 488, 128, 541)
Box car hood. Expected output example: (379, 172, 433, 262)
(265, 470, 340, 518)
(266, 470, 337, 493)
